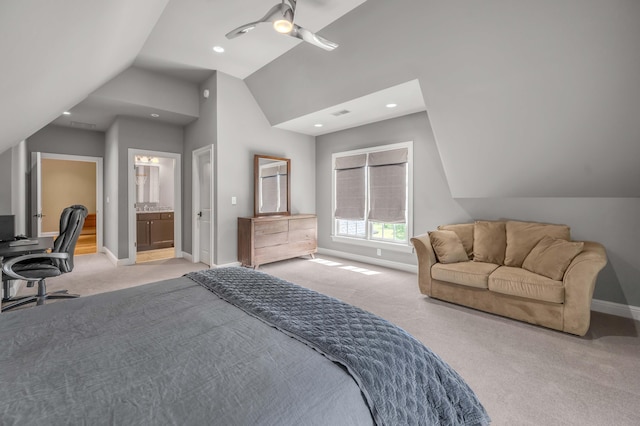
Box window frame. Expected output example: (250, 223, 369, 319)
(331, 141, 413, 253)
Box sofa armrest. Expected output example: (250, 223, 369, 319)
(562, 241, 607, 336)
(411, 233, 437, 295)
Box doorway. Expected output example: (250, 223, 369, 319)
(30, 152, 103, 255)
(127, 149, 182, 266)
(192, 145, 214, 266)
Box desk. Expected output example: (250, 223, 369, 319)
(1, 237, 54, 301)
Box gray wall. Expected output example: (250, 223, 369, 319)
(28, 125, 104, 158)
(92, 66, 200, 120)
(317, 112, 640, 308)
(184, 72, 217, 256)
(26, 125, 105, 236)
(214, 72, 315, 265)
(0, 148, 12, 214)
(104, 121, 119, 256)
(247, 0, 640, 198)
(109, 117, 183, 259)
(317, 112, 470, 265)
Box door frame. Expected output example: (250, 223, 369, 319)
(127, 148, 182, 265)
(192, 145, 215, 265)
(32, 152, 104, 251)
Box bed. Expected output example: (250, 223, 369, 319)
(0, 267, 490, 425)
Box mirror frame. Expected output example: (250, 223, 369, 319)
(254, 154, 291, 217)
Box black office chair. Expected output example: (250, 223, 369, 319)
(1, 205, 88, 312)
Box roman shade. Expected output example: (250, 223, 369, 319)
(368, 148, 408, 223)
(334, 154, 366, 220)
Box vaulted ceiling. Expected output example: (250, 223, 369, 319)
(2, 0, 639, 198)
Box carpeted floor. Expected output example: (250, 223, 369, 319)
(4, 252, 640, 425)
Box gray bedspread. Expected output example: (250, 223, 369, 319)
(188, 267, 490, 426)
(0, 276, 373, 425)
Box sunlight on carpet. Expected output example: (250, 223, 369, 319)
(308, 258, 381, 275)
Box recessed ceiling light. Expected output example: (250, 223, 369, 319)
(213, 46, 225, 53)
(386, 103, 398, 108)
(314, 124, 323, 128)
(151, 113, 160, 118)
(62, 111, 71, 115)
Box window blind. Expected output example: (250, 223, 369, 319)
(368, 148, 408, 223)
(334, 153, 366, 220)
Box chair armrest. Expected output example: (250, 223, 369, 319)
(562, 241, 607, 336)
(2, 253, 69, 281)
(410, 233, 437, 295)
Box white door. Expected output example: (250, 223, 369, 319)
(193, 146, 214, 266)
(30, 152, 42, 237)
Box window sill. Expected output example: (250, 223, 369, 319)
(331, 235, 414, 253)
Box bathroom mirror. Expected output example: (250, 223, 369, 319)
(254, 154, 291, 217)
(135, 164, 160, 203)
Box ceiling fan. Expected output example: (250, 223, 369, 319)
(225, 0, 339, 51)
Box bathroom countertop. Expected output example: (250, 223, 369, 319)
(136, 210, 174, 214)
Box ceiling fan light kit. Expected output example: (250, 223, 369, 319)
(226, 0, 338, 51)
(273, 19, 293, 34)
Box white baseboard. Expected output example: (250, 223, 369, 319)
(101, 247, 131, 266)
(181, 251, 193, 262)
(317, 248, 639, 322)
(591, 299, 640, 322)
(102, 247, 118, 266)
(317, 248, 418, 273)
(215, 261, 242, 268)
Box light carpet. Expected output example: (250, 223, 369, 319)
(4, 252, 640, 425)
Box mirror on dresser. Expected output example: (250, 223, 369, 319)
(240, 154, 317, 268)
(254, 154, 291, 217)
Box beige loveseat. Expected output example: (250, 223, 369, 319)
(411, 220, 607, 336)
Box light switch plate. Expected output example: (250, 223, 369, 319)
(231, 196, 237, 205)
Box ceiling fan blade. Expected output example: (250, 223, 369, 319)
(226, 21, 261, 39)
(289, 24, 338, 51)
(225, 3, 289, 40)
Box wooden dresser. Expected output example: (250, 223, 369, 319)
(237, 214, 317, 268)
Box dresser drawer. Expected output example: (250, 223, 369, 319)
(289, 217, 316, 231)
(255, 220, 288, 235)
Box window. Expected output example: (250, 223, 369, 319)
(332, 142, 413, 251)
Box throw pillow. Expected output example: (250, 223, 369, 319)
(522, 236, 584, 281)
(437, 223, 474, 259)
(504, 221, 571, 267)
(473, 221, 506, 265)
(429, 230, 469, 264)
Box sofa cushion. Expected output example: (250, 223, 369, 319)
(522, 236, 584, 281)
(432, 261, 500, 289)
(504, 221, 571, 267)
(437, 223, 474, 259)
(473, 221, 506, 265)
(429, 230, 469, 264)
(488, 266, 564, 303)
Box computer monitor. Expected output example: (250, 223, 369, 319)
(0, 215, 16, 242)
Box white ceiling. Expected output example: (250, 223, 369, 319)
(17, 0, 425, 138)
(135, 0, 368, 81)
(42, 0, 425, 136)
(0, 0, 169, 153)
(275, 79, 426, 136)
